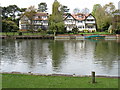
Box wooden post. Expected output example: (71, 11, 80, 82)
(92, 71, 95, 83)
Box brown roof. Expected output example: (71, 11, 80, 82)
(35, 12, 48, 16)
(72, 13, 90, 21)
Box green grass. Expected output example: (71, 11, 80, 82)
(0, 32, 48, 36)
(0, 31, 113, 36)
(78, 32, 112, 34)
(70, 32, 112, 35)
(2, 74, 119, 88)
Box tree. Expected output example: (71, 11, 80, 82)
(103, 2, 115, 15)
(2, 7, 9, 19)
(72, 27, 79, 34)
(92, 3, 116, 32)
(92, 4, 113, 31)
(95, 7, 107, 31)
(92, 4, 102, 17)
(6, 5, 21, 20)
(22, 6, 37, 32)
(60, 5, 69, 14)
(49, 0, 65, 35)
(38, 2, 47, 12)
(2, 20, 18, 35)
(73, 8, 80, 14)
(112, 10, 120, 34)
(20, 8, 27, 12)
(81, 8, 90, 14)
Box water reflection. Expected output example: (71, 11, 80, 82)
(1, 39, 119, 76)
(93, 40, 119, 76)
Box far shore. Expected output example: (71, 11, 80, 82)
(0, 34, 120, 39)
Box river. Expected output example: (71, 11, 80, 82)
(1, 39, 120, 76)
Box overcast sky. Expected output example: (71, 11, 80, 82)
(0, 0, 120, 14)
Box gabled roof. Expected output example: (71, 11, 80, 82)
(64, 13, 95, 21)
(64, 14, 76, 20)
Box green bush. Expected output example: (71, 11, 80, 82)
(19, 32, 22, 35)
(83, 29, 89, 33)
(92, 30, 95, 33)
(47, 31, 54, 34)
(72, 27, 79, 34)
(38, 28, 42, 32)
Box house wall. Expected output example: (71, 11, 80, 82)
(85, 15, 96, 32)
(64, 15, 76, 31)
(19, 14, 49, 31)
(64, 14, 96, 32)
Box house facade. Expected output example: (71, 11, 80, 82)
(19, 12, 96, 32)
(64, 13, 96, 32)
(19, 12, 49, 31)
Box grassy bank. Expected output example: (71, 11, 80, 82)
(2, 74, 119, 88)
(0, 32, 113, 36)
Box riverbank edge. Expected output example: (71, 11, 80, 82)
(2, 73, 119, 88)
(0, 34, 120, 40)
(1, 72, 120, 78)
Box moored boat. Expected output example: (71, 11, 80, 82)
(85, 35, 105, 39)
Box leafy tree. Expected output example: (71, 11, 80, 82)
(103, 2, 115, 15)
(72, 27, 79, 34)
(6, 5, 20, 20)
(92, 4, 102, 17)
(92, 3, 116, 31)
(60, 5, 69, 14)
(22, 6, 37, 32)
(20, 8, 27, 12)
(112, 10, 120, 34)
(49, 0, 65, 35)
(81, 8, 90, 14)
(2, 7, 9, 19)
(2, 20, 18, 35)
(0, 6, 2, 32)
(38, 2, 47, 12)
(73, 8, 80, 14)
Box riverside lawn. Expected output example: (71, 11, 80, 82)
(2, 73, 118, 88)
(0, 31, 112, 36)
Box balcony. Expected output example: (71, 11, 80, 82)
(85, 21, 95, 24)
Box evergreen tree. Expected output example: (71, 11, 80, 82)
(38, 2, 47, 12)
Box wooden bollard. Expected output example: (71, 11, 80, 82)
(92, 71, 96, 83)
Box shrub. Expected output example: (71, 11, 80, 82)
(72, 27, 79, 34)
(92, 30, 96, 33)
(83, 29, 89, 33)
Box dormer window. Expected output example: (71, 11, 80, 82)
(78, 16, 83, 18)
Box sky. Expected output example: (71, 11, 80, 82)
(0, 0, 120, 14)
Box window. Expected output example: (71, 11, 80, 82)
(87, 19, 94, 21)
(87, 26, 94, 28)
(21, 25, 26, 29)
(78, 21, 82, 23)
(78, 25, 84, 28)
(78, 16, 83, 18)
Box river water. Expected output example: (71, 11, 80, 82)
(1, 39, 120, 76)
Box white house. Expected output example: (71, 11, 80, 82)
(64, 13, 96, 32)
(19, 12, 49, 31)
